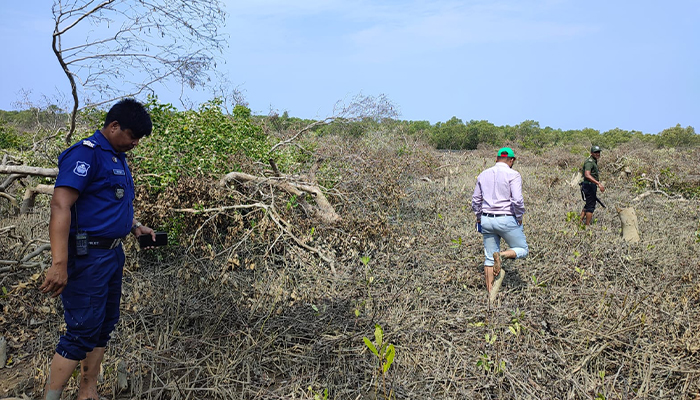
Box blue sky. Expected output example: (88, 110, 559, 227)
(1, 0, 698, 134)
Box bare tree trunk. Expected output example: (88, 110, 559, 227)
(52, 20, 79, 145)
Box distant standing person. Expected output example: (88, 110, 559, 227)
(472, 147, 529, 297)
(39, 99, 156, 400)
(579, 145, 605, 226)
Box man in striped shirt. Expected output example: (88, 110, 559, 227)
(472, 147, 529, 297)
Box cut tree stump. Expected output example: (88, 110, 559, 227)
(616, 206, 640, 243)
(20, 184, 55, 214)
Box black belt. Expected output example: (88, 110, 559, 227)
(581, 181, 597, 185)
(482, 213, 513, 218)
(69, 236, 123, 249)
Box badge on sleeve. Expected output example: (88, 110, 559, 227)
(73, 161, 90, 177)
(82, 140, 95, 148)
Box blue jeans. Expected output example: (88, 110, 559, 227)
(481, 215, 528, 266)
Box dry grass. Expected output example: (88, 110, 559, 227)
(1, 136, 700, 399)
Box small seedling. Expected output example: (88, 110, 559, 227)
(353, 300, 366, 318)
(531, 274, 547, 288)
(596, 370, 607, 400)
(308, 386, 329, 400)
(363, 324, 395, 399)
(508, 308, 525, 336)
(476, 354, 506, 375)
(286, 194, 299, 209)
(476, 354, 492, 372)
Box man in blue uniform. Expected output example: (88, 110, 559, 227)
(40, 99, 156, 400)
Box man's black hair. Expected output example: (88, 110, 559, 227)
(103, 98, 152, 138)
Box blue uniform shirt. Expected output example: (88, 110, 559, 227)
(55, 130, 135, 238)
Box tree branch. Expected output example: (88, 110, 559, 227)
(0, 165, 58, 177)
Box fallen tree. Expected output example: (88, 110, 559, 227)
(218, 171, 340, 225)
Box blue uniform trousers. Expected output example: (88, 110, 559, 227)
(56, 246, 125, 360)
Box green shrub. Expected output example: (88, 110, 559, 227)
(132, 97, 270, 192)
(429, 116, 469, 149)
(655, 124, 698, 148)
(0, 119, 24, 149)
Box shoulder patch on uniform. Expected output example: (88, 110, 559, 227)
(82, 140, 96, 148)
(73, 161, 91, 177)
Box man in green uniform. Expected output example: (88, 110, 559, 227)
(580, 145, 605, 226)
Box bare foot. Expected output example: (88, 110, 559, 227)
(76, 385, 99, 400)
(492, 252, 501, 277)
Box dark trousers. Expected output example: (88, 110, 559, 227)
(56, 246, 125, 360)
(581, 182, 597, 213)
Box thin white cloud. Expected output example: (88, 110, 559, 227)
(346, 1, 598, 60)
(223, 1, 598, 63)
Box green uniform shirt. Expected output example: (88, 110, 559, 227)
(582, 156, 599, 182)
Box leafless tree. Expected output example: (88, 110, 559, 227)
(51, 0, 227, 143)
(269, 93, 400, 154)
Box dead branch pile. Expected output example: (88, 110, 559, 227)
(2, 138, 700, 399)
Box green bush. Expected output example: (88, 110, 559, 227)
(0, 119, 24, 149)
(655, 124, 698, 148)
(429, 117, 469, 149)
(132, 97, 270, 192)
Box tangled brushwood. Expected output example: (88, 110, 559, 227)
(1, 135, 700, 399)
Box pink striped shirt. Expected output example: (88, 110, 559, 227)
(471, 162, 525, 220)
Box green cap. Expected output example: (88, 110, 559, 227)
(497, 147, 515, 158)
(590, 145, 601, 153)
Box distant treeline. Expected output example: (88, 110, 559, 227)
(265, 112, 699, 151)
(1, 105, 697, 152)
(410, 117, 698, 151)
